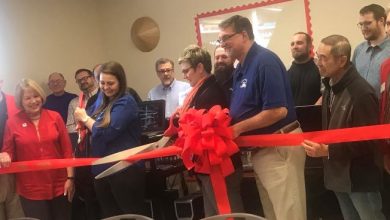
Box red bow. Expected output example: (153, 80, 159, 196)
(175, 105, 238, 214)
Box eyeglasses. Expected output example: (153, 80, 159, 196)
(76, 75, 92, 84)
(357, 20, 374, 29)
(157, 68, 173, 74)
(217, 32, 238, 44)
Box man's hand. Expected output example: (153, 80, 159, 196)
(302, 140, 329, 157)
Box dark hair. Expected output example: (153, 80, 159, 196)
(321, 35, 351, 66)
(155, 58, 174, 72)
(219, 15, 254, 40)
(360, 4, 386, 22)
(94, 61, 128, 127)
(178, 45, 212, 74)
(294, 32, 313, 47)
(74, 68, 93, 78)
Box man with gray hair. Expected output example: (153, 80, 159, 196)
(303, 35, 385, 220)
(148, 58, 190, 118)
(44, 72, 77, 122)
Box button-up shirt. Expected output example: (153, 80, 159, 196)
(352, 37, 390, 97)
(2, 109, 72, 200)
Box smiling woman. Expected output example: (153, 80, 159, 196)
(73, 61, 146, 218)
(0, 78, 74, 220)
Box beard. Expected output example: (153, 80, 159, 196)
(292, 52, 310, 63)
(364, 29, 380, 42)
(214, 64, 234, 83)
(215, 63, 230, 72)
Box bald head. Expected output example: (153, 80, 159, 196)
(48, 72, 66, 95)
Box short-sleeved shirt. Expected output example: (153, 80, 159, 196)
(148, 79, 190, 117)
(352, 37, 390, 97)
(230, 43, 296, 135)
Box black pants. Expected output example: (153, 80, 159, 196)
(72, 166, 101, 220)
(94, 165, 146, 218)
(20, 195, 71, 220)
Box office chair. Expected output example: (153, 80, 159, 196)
(200, 212, 266, 220)
(102, 214, 153, 220)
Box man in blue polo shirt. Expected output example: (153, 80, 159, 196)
(218, 15, 306, 220)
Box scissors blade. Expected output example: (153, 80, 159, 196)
(95, 160, 132, 179)
(154, 136, 172, 149)
(92, 143, 155, 165)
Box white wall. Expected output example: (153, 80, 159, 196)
(0, 0, 105, 94)
(96, 0, 263, 99)
(0, 0, 389, 98)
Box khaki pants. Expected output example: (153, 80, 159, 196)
(251, 127, 307, 220)
(0, 174, 24, 220)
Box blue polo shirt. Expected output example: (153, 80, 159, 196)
(230, 43, 296, 134)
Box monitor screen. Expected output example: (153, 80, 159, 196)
(138, 100, 166, 133)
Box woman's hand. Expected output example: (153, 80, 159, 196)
(0, 152, 11, 168)
(64, 179, 75, 202)
(74, 107, 88, 123)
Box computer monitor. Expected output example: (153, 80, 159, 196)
(138, 100, 166, 135)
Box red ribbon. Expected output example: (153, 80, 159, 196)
(77, 92, 88, 150)
(0, 158, 97, 174)
(236, 123, 390, 147)
(4, 123, 390, 175)
(3, 105, 390, 215)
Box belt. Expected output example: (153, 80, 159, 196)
(274, 120, 300, 134)
(250, 120, 301, 155)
